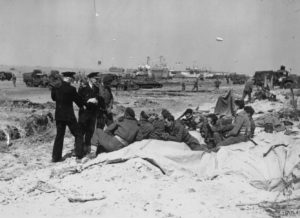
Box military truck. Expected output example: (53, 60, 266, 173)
(229, 74, 249, 84)
(253, 70, 288, 87)
(23, 70, 49, 87)
(0, 71, 13, 81)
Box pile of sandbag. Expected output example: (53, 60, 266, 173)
(0, 99, 55, 110)
(0, 111, 54, 143)
(20, 112, 54, 137)
(0, 125, 21, 141)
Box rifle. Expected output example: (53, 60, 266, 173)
(248, 138, 258, 146)
(263, 144, 288, 158)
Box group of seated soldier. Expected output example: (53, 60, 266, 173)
(177, 99, 256, 149)
(91, 107, 208, 156)
(91, 99, 256, 156)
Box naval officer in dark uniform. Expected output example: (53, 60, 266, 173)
(51, 72, 84, 162)
(78, 72, 102, 154)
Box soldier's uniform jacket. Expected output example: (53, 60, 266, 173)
(78, 84, 101, 113)
(149, 119, 166, 140)
(227, 110, 251, 137)
(51, 81, 83, 121)
(99, 84, 113, 111)
(244, 79, 254, 92)
(165, 120, 200, 146)
(105, 117, 139, 144)
(179, 117, 198, 130)
(136, 119, 155, 141)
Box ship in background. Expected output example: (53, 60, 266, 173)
(134, 56, 169, 80)
(108, 66, 125, 73)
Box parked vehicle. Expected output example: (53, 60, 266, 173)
(0, 71, 13, 81)
(253, 70, 287, 87)
(23, 70, 49, 87)
(229, 74, 249, 84)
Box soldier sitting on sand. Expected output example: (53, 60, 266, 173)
(136, 111, 155, 141)
(216, 100, 251, 147)
(244, 106, 255, 138)
(162, 113, 207, 151)
(91, 107, 139, 155)
(204, 114, 234, 148)
(146, 109, 170, 140)
(177, 108, 199, 130)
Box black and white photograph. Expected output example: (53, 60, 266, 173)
(1, 0, 300, 217)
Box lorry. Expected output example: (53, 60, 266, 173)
(23, 70, 49, 87)
(0, 71, 13, 81)
(229, 73, 249, 84)
(253, 68, 300, 89)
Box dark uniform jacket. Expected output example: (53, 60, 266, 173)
(78, 84, 101, 113)
(165, 120, 200, 146)
(179, 117, 198, 130)
(227, 110, 251, 137)
(149, 119, 166, 140)
(244, 80, 254, 93)
(51, 81, 83, 121)
(99, 84, 113, 111)
(136, 119, 155, 141)
(210, 119, 234, 133)
(105, 117, 139, 144)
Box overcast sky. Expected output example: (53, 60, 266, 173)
(0, 0, 299, 74)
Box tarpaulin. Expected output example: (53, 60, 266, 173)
(83, 131, 300, 192)
(214, 90, 235, 116)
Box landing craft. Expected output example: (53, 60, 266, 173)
(216, 37, 223, 41)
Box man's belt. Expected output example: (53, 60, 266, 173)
(115, 135, 129, 147)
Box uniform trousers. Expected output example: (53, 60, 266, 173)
(78, 110, 97, 151)
(52, 120, 84, 161)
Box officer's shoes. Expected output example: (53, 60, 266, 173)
(51, 158, 63, 163)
